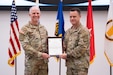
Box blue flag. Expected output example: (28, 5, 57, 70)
(55, 0, 65, 37)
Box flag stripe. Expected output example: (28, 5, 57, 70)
(11, 22, 20, 50)
(8, 48, 15, 65)
(8, 48, 13, 58)
(10, 37, 17, 54)
(15, 20, 19, 31)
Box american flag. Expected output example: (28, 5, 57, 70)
(8, 0, 21, 67)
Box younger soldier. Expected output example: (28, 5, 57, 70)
(60, 7, 90, 75)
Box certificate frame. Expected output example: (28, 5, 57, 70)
(47, 37, 63, 57)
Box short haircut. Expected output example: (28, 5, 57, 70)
(29, 6, 40, 14)
(70, 7, 81, 15)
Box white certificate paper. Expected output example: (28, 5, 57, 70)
(48, 37, 63, 56)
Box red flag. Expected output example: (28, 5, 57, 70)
(87, 0, 95, 64)
(8, 0, 21, 67)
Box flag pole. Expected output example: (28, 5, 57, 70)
(15, 58, 17, 75)
(59, 58, 61, 75)
(15, 0, 17, 74)
(55, 0, 64, 74)
(58, 0, 63, 75)
(14, 0, 17, 75)
(58, 0, 61, 74)
(110, 66, 112, 75)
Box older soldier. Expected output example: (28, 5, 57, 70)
(60, 8, 90, 75)
(19, 6, 50, 75)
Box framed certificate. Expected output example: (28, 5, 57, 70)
(47, 37, 63, 57)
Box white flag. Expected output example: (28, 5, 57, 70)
(104, 0, 113, 66)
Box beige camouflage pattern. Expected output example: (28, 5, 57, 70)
(19, 22, 48, 75)
(64, 24, 90, 75)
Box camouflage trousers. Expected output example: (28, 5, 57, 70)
(67, 67, 88, 75)
(24, 62, 48, 75)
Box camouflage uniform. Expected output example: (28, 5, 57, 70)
(19, 22, 48, 75)
(64, 24, 90, 75)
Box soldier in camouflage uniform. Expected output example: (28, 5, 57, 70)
(60, 8, 90, 75)
(19, 6, 50, 75)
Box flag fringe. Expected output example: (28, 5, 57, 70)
(104, 52, 113, 66)
(90, 55, 96, 64)
(8, 51, 21, 67)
